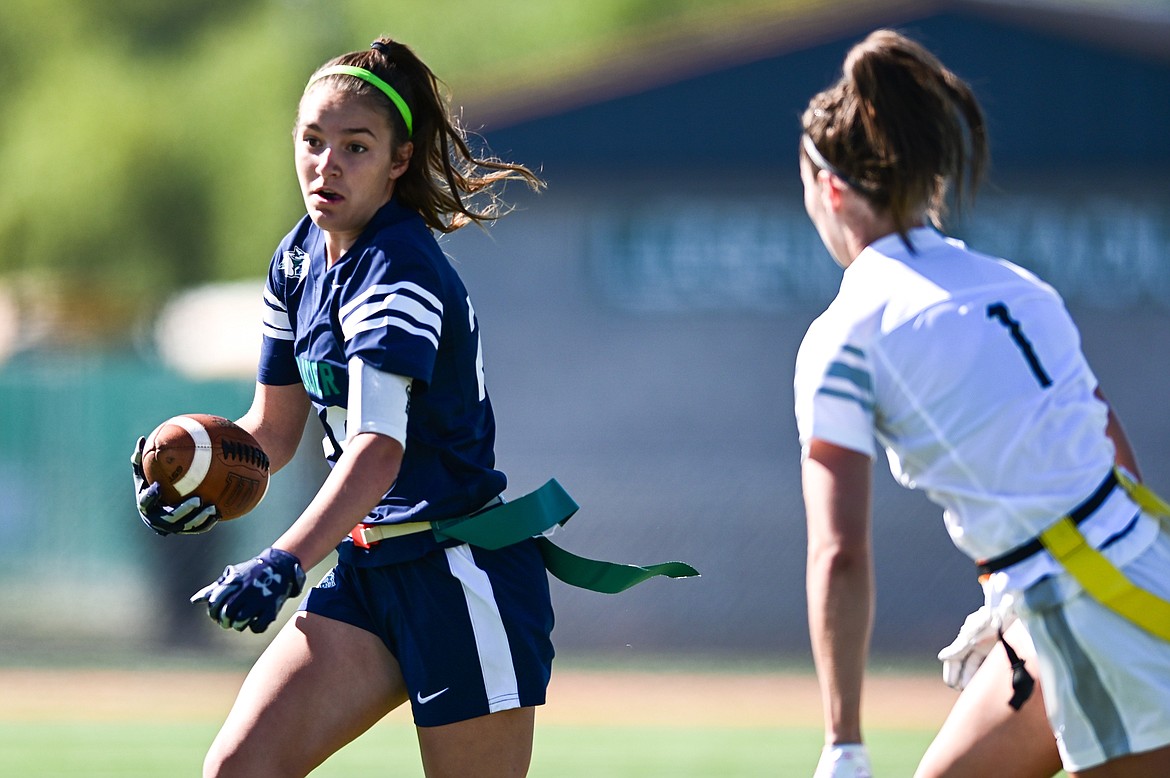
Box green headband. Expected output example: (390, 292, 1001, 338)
(308, 65, 413, 138)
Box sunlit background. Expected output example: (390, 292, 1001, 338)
(1, 0, 1168, 674)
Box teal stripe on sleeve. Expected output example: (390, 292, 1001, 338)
(826, 361, 872, 393)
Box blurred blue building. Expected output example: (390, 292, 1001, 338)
(441, 0, 1170, 658)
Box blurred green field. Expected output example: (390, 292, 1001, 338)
(0, 665, 955, 776)
(0, 720, 940, 777)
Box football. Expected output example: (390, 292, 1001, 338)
(141, 414, 270, 520)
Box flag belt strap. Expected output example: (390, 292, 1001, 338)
(976, 468, 1170, 643)
(349, 479, 699, 594)
(977, 470, 1118, 576)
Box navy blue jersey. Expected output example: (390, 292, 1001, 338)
(258, 197, 506, 566)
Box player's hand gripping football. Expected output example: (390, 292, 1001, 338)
(190, 548, 306, 633)
(937, 599, 1018, 691)
(814, 743, 873, 778)
(131, 436, 220, 535)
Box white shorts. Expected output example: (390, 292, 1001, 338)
(1017, 519, 1170, 772)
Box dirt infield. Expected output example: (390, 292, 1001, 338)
(0, 667, 957, 730)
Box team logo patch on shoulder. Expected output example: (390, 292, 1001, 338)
(281, 247, 309, 279)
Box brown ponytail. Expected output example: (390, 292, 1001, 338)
(306, 37, 545, 234)
(801, 29, 987, 240)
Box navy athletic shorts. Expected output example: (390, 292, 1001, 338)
(298, 537, 555, 727)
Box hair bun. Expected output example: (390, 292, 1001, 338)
(370, 40, 392, 55)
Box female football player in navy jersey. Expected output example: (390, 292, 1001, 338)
(796, 29, 1170, 778)
(135, 37, 550, 777)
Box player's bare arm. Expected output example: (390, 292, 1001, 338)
(1096, 386, 1141, 479)
(272, 431, 404, 571)
(802, 438, 874, 747)
(235, 381, 312, 473)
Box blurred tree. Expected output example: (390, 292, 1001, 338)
(0, 0, 808, 347)
(70, 0, 264, 54)
(0, 0, 330, 345)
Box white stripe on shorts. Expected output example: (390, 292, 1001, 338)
(444, 544, 520, 713)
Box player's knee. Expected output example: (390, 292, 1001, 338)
(202, 738, 236, 778)
(913, 733, 981, 778)
(912, 756, 947, 778)
(204, 727, 315, 778)
(912, 745, 944, 778)
(202, 736, 272, 778)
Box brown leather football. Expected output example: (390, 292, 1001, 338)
(141, 414, 270, 520)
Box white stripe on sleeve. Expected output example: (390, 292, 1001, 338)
(262, 288, 294, 341)
(339, 283, 442, 347)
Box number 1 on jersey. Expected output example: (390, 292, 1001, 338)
(987, 302, 1052, 388)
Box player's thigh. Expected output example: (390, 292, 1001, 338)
(205, 612, 408, 778)
(416, 706, 535, 778)
(915, 620, 1061, 778)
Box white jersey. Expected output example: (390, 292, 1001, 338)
(794, 227, 1138, 579)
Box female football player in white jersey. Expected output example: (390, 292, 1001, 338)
(135, 37, 552, 777)
(795, 29, 1170, 778)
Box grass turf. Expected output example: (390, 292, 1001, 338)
(0, 719, 937, 777)
(0, 662, 965, 775)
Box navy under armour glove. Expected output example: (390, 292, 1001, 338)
(131, 436, 220, 535)
(190, 548, 306, 633)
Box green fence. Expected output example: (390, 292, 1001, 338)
(0, 351, 321, 657)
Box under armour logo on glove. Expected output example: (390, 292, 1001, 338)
(252, 567, 282, 598)
(190, 548, 306, 633)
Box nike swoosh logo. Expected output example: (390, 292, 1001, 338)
(416, 688, 449, 705)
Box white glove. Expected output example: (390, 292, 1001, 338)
(813, 744, 872, 778)
(937, 600, 1017, 691)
